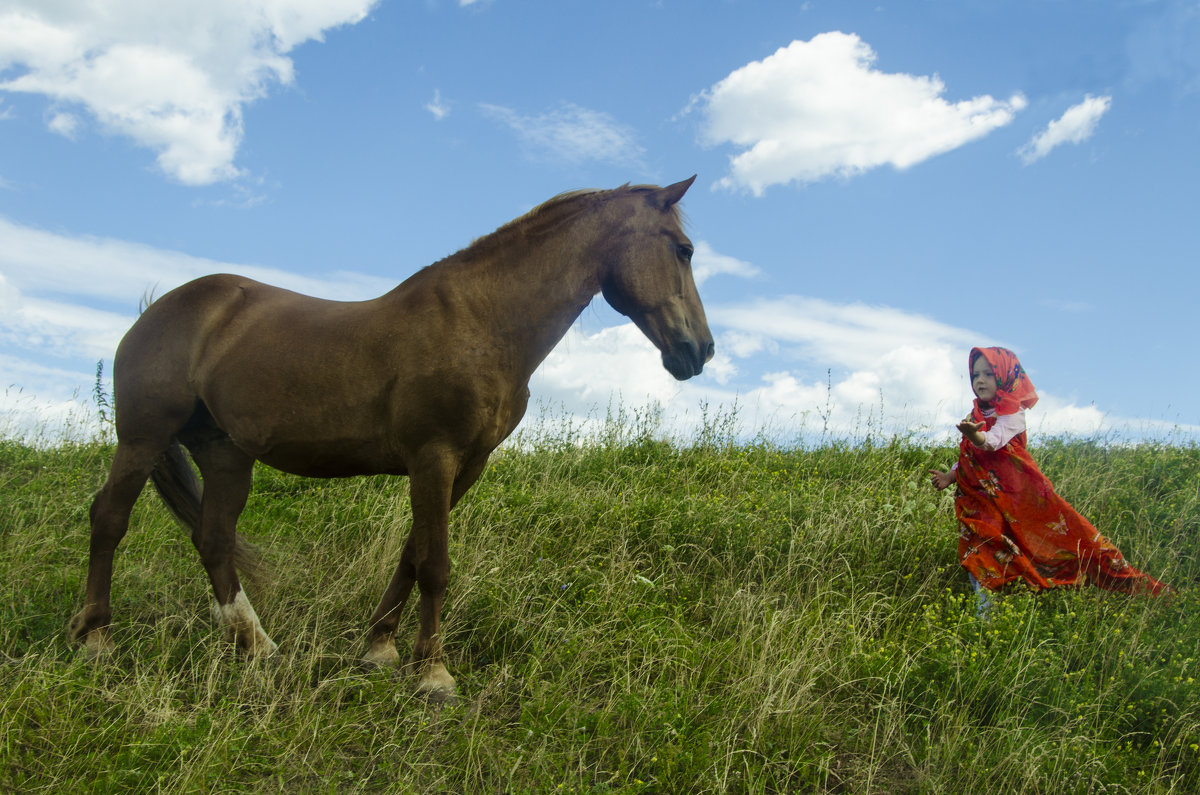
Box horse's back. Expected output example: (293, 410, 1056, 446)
(121, 273, 262, 348)
(119, 273, 353, 367)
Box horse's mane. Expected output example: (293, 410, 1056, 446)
(405, 183, 687, 286)
(515, 183, 674, 227)
(456, 183, 682, 263)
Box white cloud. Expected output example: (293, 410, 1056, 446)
(535, 324, 686, 407)
(721, 330, 776, 360)
(480, 102, 646, 167)
(695, 32, 1026, 195)
(47, 110, 80, 138)
(710, 295, 980, 372)
(706, 295, 979, 435)
(0, 216, 395, 307)
(1019, 95, 1112, 164)
(0, 0, 378, 185)
(1026, 396, 1108, 438)
(426, 89, 450, 120)
(0, 278, 130, 362)
(692, 241, 760, 287)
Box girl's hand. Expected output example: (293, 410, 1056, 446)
(956, 417, 986, 447)
(956, 418, 984, 435)
(928, 469, 956, 491)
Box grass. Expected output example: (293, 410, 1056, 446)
(1, 414, 1198, 793)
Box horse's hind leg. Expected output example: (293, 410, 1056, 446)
(69, 440, 163, 654)
(187, 438, 277, 658)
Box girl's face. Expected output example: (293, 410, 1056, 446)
(971, 356, 999, 404)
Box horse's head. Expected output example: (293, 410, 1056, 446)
(600, 176, 715, 381)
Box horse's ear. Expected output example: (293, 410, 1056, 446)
(650, 175, 697, 210)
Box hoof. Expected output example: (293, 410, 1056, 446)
(416, 664, 457, 704)
(241, 634, 279, 661)
(363, 642, 402, 668)
(223, 624, 279, 660)
(69, 612, 114, 657)
(215, 593, 277, 660)
(79, 628, 115, 658)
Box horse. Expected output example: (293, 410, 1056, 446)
(69, 176, 713, 701)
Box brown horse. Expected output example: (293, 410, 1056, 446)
(69, 177, 713, 700)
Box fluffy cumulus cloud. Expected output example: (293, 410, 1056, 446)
(480, 102, 646, 167)
(706, 295, 979, 435)
(1018, 95, 1112, 164)
(534, 324, 687, 408)
(0, 0, 378, 185)
(529, 279, 1153, 442)
(696, 32, 1027, 195)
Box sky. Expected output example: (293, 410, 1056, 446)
(2, 0, 1199, 446)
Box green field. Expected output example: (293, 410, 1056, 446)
(2, 414, 1198, 793)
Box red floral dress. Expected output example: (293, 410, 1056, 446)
(954, 347, 1169, 595)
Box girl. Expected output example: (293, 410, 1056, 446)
(929, 346, 1170, 597)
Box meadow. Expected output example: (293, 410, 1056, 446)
(1, 409, 1198, 793)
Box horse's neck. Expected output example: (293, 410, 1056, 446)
(431, 204, 608, 376)
(482, 228, 604, 374)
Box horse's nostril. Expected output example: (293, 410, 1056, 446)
(685, 340, 714, 374)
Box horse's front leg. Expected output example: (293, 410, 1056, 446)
(365, 451, 457, 700)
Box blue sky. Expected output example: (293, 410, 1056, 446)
(2, 0, 1198, 444)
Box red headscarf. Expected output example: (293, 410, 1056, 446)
(970, 346, 1038, 417)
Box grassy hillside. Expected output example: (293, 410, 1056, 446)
(1, 420, 1198, 793)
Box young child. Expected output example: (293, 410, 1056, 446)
(929, 346, 1170, 598)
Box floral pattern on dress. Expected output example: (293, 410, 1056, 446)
(979, 471, 1003, 497)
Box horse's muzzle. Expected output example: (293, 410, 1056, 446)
(663, 339, 715, 381)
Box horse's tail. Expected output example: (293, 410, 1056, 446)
(150, 440, 264, 582)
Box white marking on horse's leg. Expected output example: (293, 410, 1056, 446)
(415, 662, 457, 703)
(212, 590, 277, 658)
(363, 634, 401, 667)
(80, 627, 115, 657)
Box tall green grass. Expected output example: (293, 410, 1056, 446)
(1, 416, 1197, 793)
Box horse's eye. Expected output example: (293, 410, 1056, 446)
(677, 244, 694, 262)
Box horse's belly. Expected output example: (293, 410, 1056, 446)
(253, 439, 407, 479)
